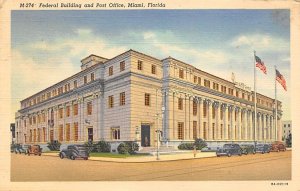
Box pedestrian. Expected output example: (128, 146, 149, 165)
(193, 145, 197, 158)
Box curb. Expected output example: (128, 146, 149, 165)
(41, 153, 217, 163)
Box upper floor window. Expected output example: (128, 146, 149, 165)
(120, 92, 125, 106)
(179, 69, 184, 79)
(109, 66, 113, 76)
(111, 127, 120, 140)
(84, 76, 87, 84)
(221, 85, 226, 93)
(137, 60, 143, 70)
(87, 102, 92, 115)
(120, 61, 125, 72)
(74, 80, 77, 88)
(108, 95, 114, 108)
(59, 108, 63, 119)
(178, 98, 183, 110)
(66, 106, 70, 117)
(213, 82, 219, 91)
(73, 103, 78, 116)
(204, 79, 210, 88)
(194, 76, 197, 83)
(236, 91, 239, 98)
(193, 100, 197, 115)
(91, 73, 95, 81)
(145, 93, 150, 106)
(228, 88, 234, 95)
(198, 77, 201, 85)
(151, 65, 156, 74)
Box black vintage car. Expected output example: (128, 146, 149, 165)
(59, 145, 89, 160)
(15, 144, 30, 154)
(255, 144, 270, 154)
(216, 144, 242, 157)
(240, 144, 256, 155)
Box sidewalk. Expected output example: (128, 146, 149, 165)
(43, 151, 216, 163)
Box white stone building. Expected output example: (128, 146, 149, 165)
(282, 120, 292, 141)
(15, 49, 283, 150)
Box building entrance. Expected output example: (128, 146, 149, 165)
(88, 128, 93, 141)
(141, 125, 150, 147)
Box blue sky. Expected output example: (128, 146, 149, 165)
(11, 10, 290, 121)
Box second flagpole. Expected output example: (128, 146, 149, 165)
(254, 51, 257, 148)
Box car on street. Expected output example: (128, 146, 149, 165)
(15, 144, 30, 155)
(270, 141, 286, 152)
(27, 145, 42, 156)
(255, 144, 270, 154)
(59, 144, 89, 160)
(216, 144, 242, 157)
(240, 144, 256, 155)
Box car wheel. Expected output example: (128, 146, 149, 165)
(245, 151, 248, 155)
(59, 153, 64, 159)
(262, 151, 264, 154)
(227, 153, 231, 157)
(217, 155, 220, 157)
(277, 149, 279, 152)
(253, 151, 256, 155)
(70, 155, 75, 160)
(84, 157, 88, 160)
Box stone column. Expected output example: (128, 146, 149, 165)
(223, 104, 228, 140)
(213, 101, 219, 140)
(237, 107, 241, 140)
(241, 109, 246, 140)
(216, 102, 221, 140)
(257, 113, 261, 141)
(265, 115, 269, 141)
(197, 97, 202, 139)
(207, 99, 212, 140)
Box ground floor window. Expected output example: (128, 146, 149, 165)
(50, 129, 54, 141)
(228, 125, 230, 140)
(59, 125, 63, 142)
(37, 128, 41, 142)
(73, 122, 78, 141)
(33, 129, 36, 143)
(212, 123, 215, 140)
(66, 123, 70, 141)
(43, 127, 46, 142)
(178, 122, 184, 140)
(111, 127, 120, 140)
(193, 121, 197, 140)
(203, 122, 207, 140)
(220, 124, 223, 139)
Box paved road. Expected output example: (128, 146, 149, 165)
(11, 151, 291, 181)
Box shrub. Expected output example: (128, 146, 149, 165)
(194, 138, 207, 150)
(178, 143, 194, 150)
(84, 140, 95, 153)
(47, 140, 61, 151)
(117, 141, 139, 154)
(117, 143, 129, 154)
(94, 141, 111, 153)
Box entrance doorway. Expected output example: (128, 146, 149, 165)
(88, 128, 93, 141)
(141, 125, 150, 147)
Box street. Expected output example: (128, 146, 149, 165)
(11, 151, 291, 181)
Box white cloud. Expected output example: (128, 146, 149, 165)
(230, 34, 289, 52)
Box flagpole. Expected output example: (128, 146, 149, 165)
(254, 51, 257, 148)
(274, 65, 278, 141)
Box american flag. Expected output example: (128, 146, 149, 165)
(255, 55, 267, 74)
(276, 69, 287, 91)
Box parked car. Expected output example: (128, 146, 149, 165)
(201, 146, 221, 152)
(16, 144, 30, 154)
(240, 144, 256, 155)
(59, 144, 89, 160)
(27, 145, 42, 156)
(255, 144, 270, 154)
(216, 144, 242, 157)
(270, 141, 286, 152)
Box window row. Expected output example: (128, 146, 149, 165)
(23, 72, 95, 108)
(108, 92, 126, 108)
(108, 61, 126, 76)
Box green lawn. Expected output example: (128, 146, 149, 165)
(44, 150, 60, 153)
(89, 152, 149, 158)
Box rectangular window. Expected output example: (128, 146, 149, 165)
(37, 129, 41, 142)
(145, 93, 150, 106)
(194, 76, 197, 83)
(29, 117, 32, 125)
(193, 100, 197, 115)
(137, 60, 143, 70)
(213, 82, 219, 91)
(59, 108, 63, 119)
(228, 110, 230, 120)
(220, 109, 223, 120)
(73, 122, 78, 141)
(108, 95, 114, 108)
(203, 122, 207, 140)
(111, 127, 120, 140)
(212, 123, 215, 140)
(203, 102, 207, 117)
(212, 107, 216, 119)
(198, 77, 201, 85)
(193, 121, 197, 140)
(220, 124, 223, 139)
(43, 127, 46, 142)
(179, 69, 184, 79)
(65, 84, 68, 92)
(33, 116, 36, 124)
(50, 130, 54, 141)
(120, 61, 125, 71)
(73, 103, 78, 116)
(59, 125, 63, 142)
(66, 106, 70, 117)
(91, 73, 95, 81)
(204, 79, 210, 88)
(66, 123, 70, 141)
(84, 76, 87, 84)
(74, 80, 77, 88)
(178, 98, 183, 110)
(235, 111, 237, 121)
(151, 65, 156, 74)
(109, 66, 113, 76)
(120, 92, 125, 106)
(236, 91, 239, 97)
(248, 94, 250, 101)
(228, 88, 234, 95)
(178, 122, 184, 140)
(242, 93, 245, 99)
(87, 102, 92, 115)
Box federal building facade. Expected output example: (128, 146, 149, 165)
(15, 50, 283, 149)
